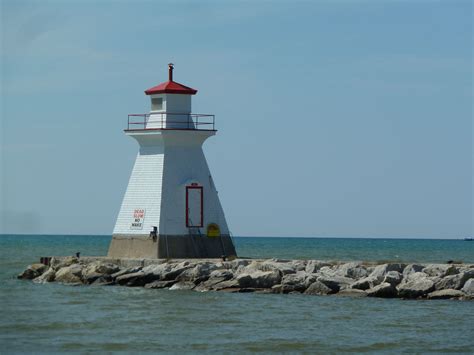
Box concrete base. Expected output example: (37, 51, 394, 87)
(108, 234, 237, 259)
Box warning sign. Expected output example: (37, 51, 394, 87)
(130, 209, 145, 230)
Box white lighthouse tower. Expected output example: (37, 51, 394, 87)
(108, 64, 237, 259)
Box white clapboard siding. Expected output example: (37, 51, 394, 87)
(113, 146, 164, 235)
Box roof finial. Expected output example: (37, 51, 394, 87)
(168, 63, 174, 81)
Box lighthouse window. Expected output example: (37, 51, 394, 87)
(151, 98, 163, 111)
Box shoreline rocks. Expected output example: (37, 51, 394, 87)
(18, 257, 474, 300)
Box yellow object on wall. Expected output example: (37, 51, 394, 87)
(207, 223, 220, 238)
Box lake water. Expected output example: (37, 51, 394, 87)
(1, 235, 473, 353)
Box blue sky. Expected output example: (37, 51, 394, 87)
(1, 0, 472, 238)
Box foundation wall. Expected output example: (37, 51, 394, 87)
(108, 234, 237, 259)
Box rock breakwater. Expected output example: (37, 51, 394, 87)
(18, 257, 474, 300)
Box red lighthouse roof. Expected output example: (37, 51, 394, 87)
(144, 64, 197, 95)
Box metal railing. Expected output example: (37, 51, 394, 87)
(126, 112, 215, 131)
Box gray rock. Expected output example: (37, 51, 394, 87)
(50, 256, 79, 270)
(318, 266, 337, 277)
(461, 278, 474, 296)
(82, 262, 118, 282)
(351, 276, 379, 290)
(427, 289, 465, 300)
(209, 269, 234, 280)
(403, 271, 429, 282)
(211, 279, 240, 291)
(162, 261, 194, 280)
(370, 263, 405, 282)
(229, 259, 251, 271)
(169, 281, 195, 290)
(238, 260, 288, 276)
(434, 274, 464, 290)
(115, 271, 156, 287)
(402, 264, 424, 278)
(111, 267, 142, 279)
(84, 272, 105, 284)
(304, 281, 334, 295)
(336, 262, 368, 279)
(55, 264, 83, 284)
(94, 262, 120, 275)
(91, 275, 114, 286)
(236, 270, 281, 289)
(177, 262, 220, 282)
(141, 261, 193, 281)
(261, 261, 296, 275)
(383, 271, 402, 287)
(317, 275, 353, 292)
(281, 272, 308, 292)
(304, 274, 318, 288)
(33, 268, 55, 283)
(305, 260, 332, 274)
(194, 270, 235, 291)
(397, 275, 435, 298)
(17, 264, 48, 280)
(423, 264, 458, 278)
(367, 282, 397, 298)
(289, 260, 307, 272)
(460, 269, 474, 286)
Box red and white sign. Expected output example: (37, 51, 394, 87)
(130, 208, 145, 230)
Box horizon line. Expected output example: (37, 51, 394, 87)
(0, 233, 469, 240)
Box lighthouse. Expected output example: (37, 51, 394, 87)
(108, 64, 237, 259)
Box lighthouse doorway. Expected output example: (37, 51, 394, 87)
(186, 186, 203, 227)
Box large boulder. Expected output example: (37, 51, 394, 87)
(260, 260, 296, 275)
(177, 262, 220, 282)
(236, 270, 281, 289)
(17, 264, 48, 280)
(50, 256, 79, 270)
(370, 263, 405, 282)
(55, 264, 83, 284)
(397, 273, 435, 298)
(288, 260, 307, 272)
(402, 264, 424, 278)
(317, 275, 353, 292)
(350, 276, 379, 290)
(427, 289, 465, 300)
(335, 262, 368, 279)
(194, 269, 235, 291)
(111, 267, 142, 279)
(461, 278, 474, 296)
(115, 271, 156, 287)
(141, 263, 170, 278)
(237, 260, 290, 276)
(281, 272, 308, 292)
(459, 269, 474, 286)
(33, 268, 56, 283)
(305, 260, 333, 274)
(366, 282, 397, 298)
(162, 261, 194, 280)
(229, 259, 252, 271)
(82, 262, 120, 284)
(304, 280, 334, 295)
(423, 264, 458, 278)
(434, 274, 464, 290)
(383, 271, 402, 287)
